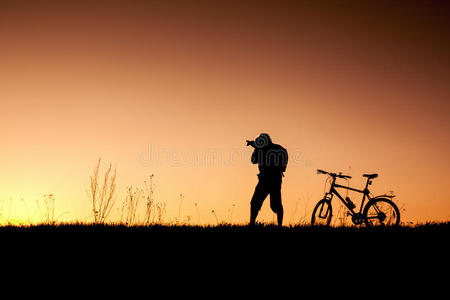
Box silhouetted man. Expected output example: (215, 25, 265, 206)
(247, 133, 288, 227)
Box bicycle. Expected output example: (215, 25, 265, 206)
(311, 169, 400, 227)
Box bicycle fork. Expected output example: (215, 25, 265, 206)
(319, 202, 331, 218)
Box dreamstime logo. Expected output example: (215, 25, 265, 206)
(138, 144, 311, 168)
(254, 134, 270, 148)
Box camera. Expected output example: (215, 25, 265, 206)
(246, 140, 256, 147)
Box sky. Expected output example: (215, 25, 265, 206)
(0, 0, 449, 224)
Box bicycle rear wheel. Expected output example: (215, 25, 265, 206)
(311, 199, 332, 226)
(363, 198, 400, 227)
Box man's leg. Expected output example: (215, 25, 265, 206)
(277, 207, 284, 227)
(269, 178, 283, 227)
(250, 180, 268, 226)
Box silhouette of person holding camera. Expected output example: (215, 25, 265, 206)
(247, 133, 288, 227)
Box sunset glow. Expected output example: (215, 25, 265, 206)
(1, 0, 449, 225)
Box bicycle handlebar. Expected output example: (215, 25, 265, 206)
(316, 169, 352, 179)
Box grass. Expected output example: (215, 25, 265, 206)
(88, 158, 117, 223)
(0, 221, 447, 233)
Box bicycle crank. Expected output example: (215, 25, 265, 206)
(351, 213, 364, 225)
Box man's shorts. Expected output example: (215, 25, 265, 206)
(250, 174, 283, 214)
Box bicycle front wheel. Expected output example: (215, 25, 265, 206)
(311, 199, 332, 226)
(363, 198, 400, 227)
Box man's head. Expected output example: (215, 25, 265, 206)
(255, 133, 272, 148)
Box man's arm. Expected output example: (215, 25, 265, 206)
(280, 148, 288, 172)
(251, 149, 259, 164)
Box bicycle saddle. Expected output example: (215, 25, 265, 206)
(363, 173, 378, 179)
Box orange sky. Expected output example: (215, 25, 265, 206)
(1, 0, 449, 224)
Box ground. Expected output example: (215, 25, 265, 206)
(4, 224, 446, 299)
(2, 223, 447, 272)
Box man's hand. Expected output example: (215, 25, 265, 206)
(246, 140, 256, 147)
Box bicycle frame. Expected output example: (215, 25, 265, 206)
(324, 176, 372, 216)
